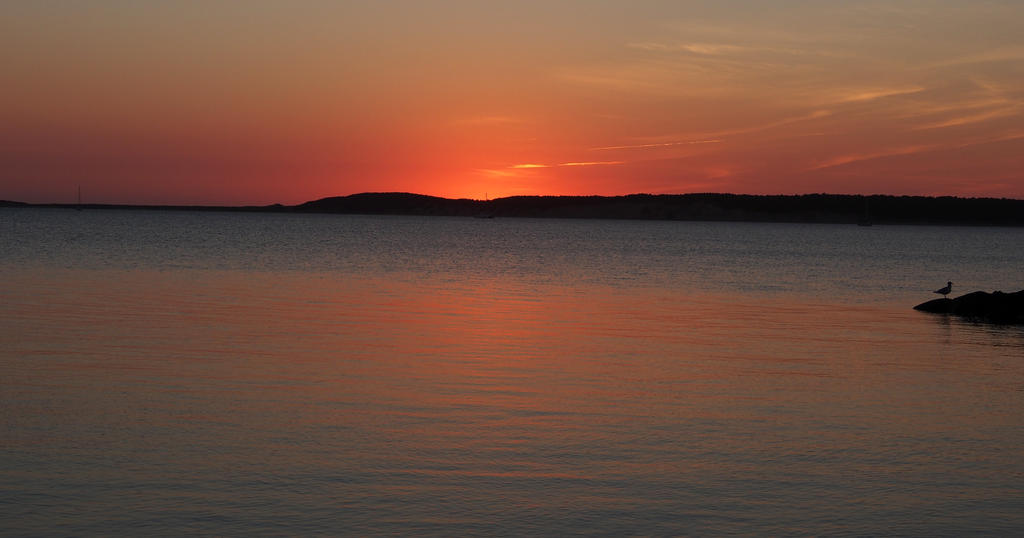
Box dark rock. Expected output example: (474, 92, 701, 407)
(914, 298, 953, 313)
(914, 290, 1024, 324)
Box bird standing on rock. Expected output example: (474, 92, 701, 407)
(934, 281, 953, 298)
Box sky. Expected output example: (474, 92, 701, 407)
(2, 1, 1023, 205)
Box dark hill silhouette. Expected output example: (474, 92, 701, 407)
(296, 192, 476, 216)
(7, 192, 1024, 226)
(295, 193, 1024, 226)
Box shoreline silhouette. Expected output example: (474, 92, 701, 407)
(915, 290, 1024, 324)
(4, 192, 1024, 227)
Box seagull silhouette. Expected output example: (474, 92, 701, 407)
(934, 281, 952, 298)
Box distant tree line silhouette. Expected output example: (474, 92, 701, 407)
(294, 192, 1024, 226)
(6, 192, 1024, 226)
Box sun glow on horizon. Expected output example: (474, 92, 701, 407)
(1, 2, 1022, 204)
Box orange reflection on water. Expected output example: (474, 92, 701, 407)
(5, 265, 1024, 534)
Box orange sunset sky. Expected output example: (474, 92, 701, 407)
(2, 1, 1023, 205)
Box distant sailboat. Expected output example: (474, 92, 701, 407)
(76, 185, 83, 211)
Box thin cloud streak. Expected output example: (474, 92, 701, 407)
(913, 106, 1022, 130)
(591, 139, 721, 151)
(924, 46, 1024, 69)
(560, 161, 625, 167)
(835, 87, 925, 103)
(511, 161, 625, 169)
(810, 145, 936, 171)
(810, 132, 1024, 171)
(626, 40, 844, 59)
(628, 42, 751, 55)
(592, 109, 831, 154)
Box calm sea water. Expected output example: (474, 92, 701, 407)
(2, 208, 1023, 536)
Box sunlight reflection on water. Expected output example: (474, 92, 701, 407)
(2, 209, 1024, 535)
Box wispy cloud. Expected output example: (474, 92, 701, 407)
(835, 86, 925, 103)
(717, 110, 832, 137)
(626, 40, 842, 59)
(476, 168, 519, 178)
(913, 105, 1022, 130)
(628, 42, 752, 55)
(558, 59, 733, 97)
(810, 145, 936, 170)
(592, 109, 831, 153)
(559, 161, 625, 167)
(925, 46, 1024, 69)
(510, 161, 624, 169)
(894, 97, 1008, 120)
(591, 139, 721, 151)
(481, 160, 626, 177)
(810, 131, 1024, 171)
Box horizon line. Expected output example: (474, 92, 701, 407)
(4, 190, 1024, 208)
